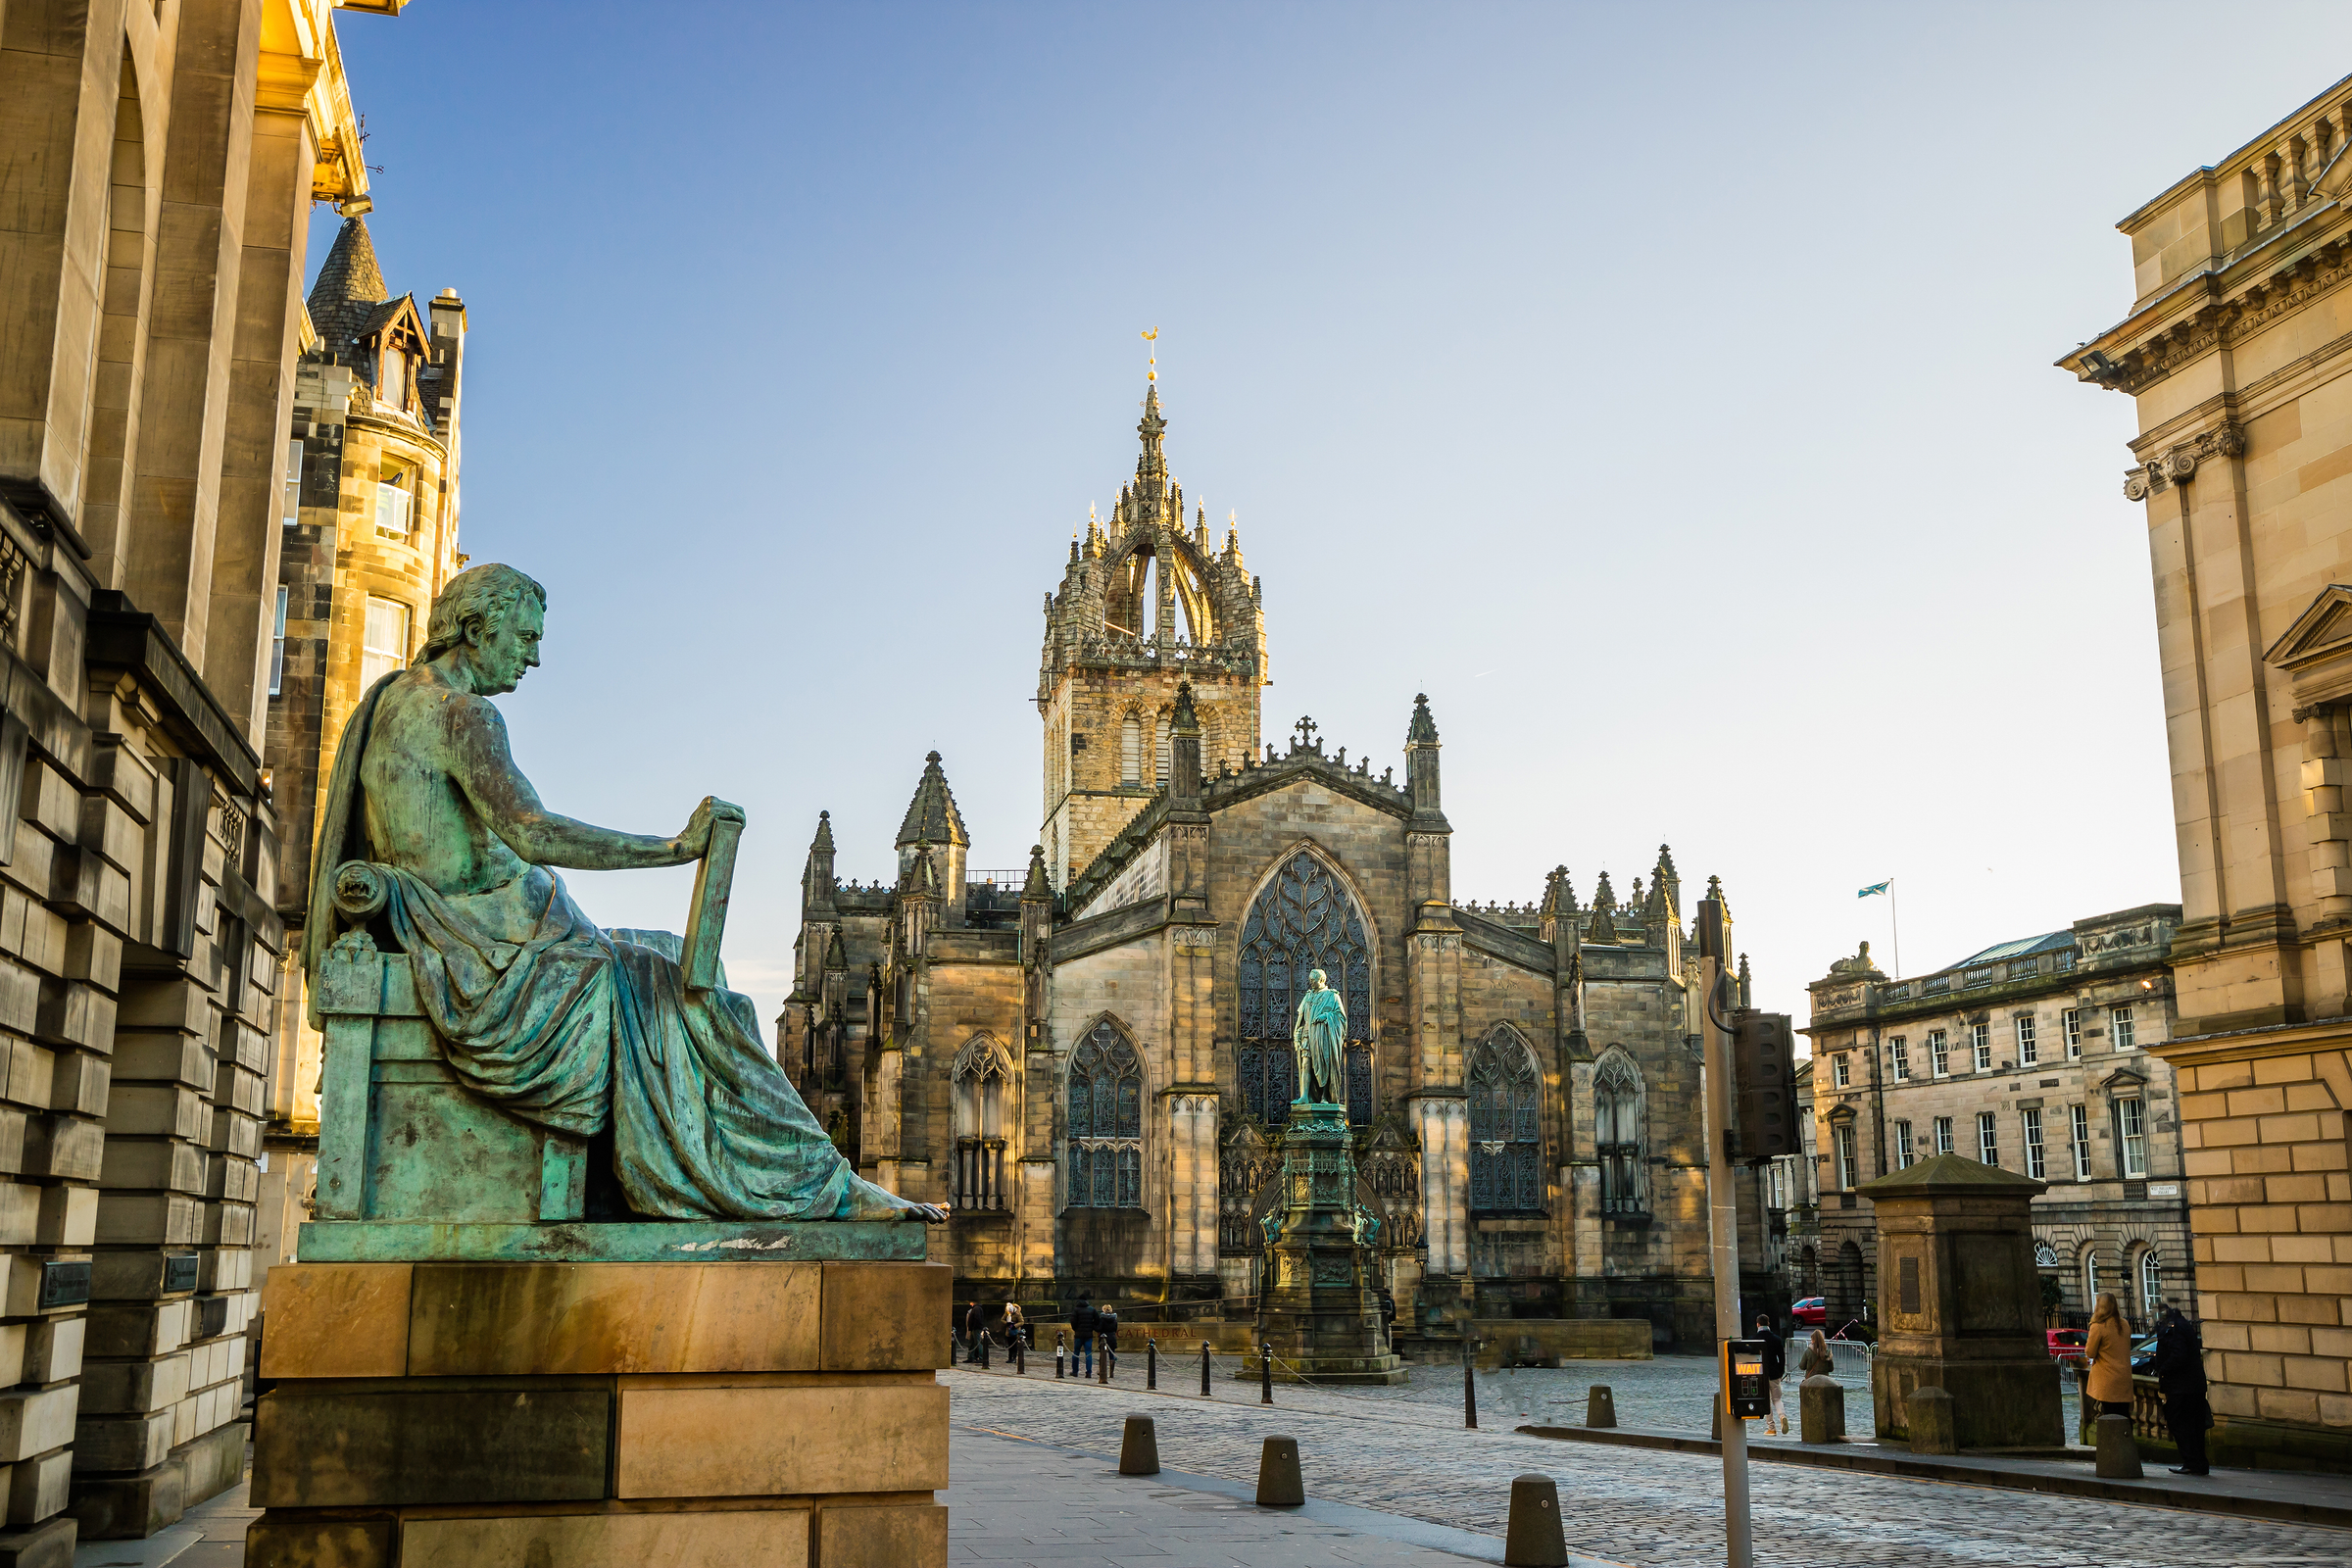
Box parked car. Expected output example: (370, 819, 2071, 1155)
(1792, 1298, 1826, 1327)
(2131, 1334, 2158, 1374)
(2045, 1328, 2086, 1363)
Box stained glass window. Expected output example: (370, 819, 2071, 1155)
(1067, 1018, 1143, 1209)
(1469, 1027, 1543, 1213)
(1237, 851, 1374, 1126)
(1594, 1053, 1643, 1215)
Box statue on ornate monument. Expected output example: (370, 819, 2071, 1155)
(1292, 967, 1348, 1105)
(300, 562, 943, 1226)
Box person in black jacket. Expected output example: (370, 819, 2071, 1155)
(2152, 1301, 2212, 1475)
(1070, 1295, 1099, 1378)
(1756, 1314, 1788, 1436)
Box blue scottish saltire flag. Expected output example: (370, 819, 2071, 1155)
(1857, 880, 1890, 899)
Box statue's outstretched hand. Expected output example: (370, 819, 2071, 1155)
(674, 797, 716, 862)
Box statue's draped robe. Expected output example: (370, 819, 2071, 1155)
(302, 673, 906, 1221)
(1291, 987, 1348, 1105)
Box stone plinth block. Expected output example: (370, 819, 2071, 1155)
(1585, 1386, 1615, 1428)
(251, 1254, 946, 1567)
(613, 1380, 948, 1497)
(252, 1386, 612, 1506)
(817, 1503, 948, 1568)
(401, 1510, 809, 1567)
(297, 1218, 923, 1264)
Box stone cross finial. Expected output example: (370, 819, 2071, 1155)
(1294, 715, 1318, 751)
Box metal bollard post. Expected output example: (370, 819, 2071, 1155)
(1200, 1340, 1212, 1398)
(1099, 1342, 1110, 1384)
(1260, 1342, 1274, 1405)
(1462, 1335, 1479, 1430)
(1055, 1332, 1065, 1380)
(977, 1329, 990, 1371)
(1148, 1336, 1157, 1391)
(1014, 1333, 1026, 1375)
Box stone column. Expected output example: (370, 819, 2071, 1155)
(202, 70, 313, 739)
(118, 0, 265, 666)
(1166, 1094, 1216, 1279)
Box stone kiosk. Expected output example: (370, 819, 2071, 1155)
(1857, 1153, 2062, 1451)
(247, 566, 949, 1567)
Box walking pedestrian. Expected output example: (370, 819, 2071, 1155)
(1756, 1314, 1787, 1436)
(2085, 1293, 2134, 1419)
(1100, 1302, 1121, 1377)
(1002, 1298, 1027, 1349)
(2151, 1299, 2213, 1476)
(964, 1300, 984, 1360)
(1798, 1329, 1835, 1381)
(1379, 1286, 1398, 1346)
(1070, 1294, 1099, 1378)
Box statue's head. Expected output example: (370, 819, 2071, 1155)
(420, 563, 548, 696)
(1306, 967, 1327, 989)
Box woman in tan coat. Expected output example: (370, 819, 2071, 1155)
(2084, 1294, 2135, 1416)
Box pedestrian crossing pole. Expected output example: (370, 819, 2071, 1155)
(1696, 896, 1754, 1568)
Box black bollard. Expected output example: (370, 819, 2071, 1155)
(1260, 1342, 1274, 1404)
(1014, 1334, 1026, 1375)
(977, 1329, 990, 1370)
(1462, 1335, 1479, 1430)
(1055, 1331, 1065, 1380)
(1200, 1340, 1212, 1397)
(1147, 1336, 1157, 1390)
(1099, 1341, 1110, 1384)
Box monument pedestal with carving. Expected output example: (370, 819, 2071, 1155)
(1242, 1103, 1407, 1387)
(1857, 1153, 2063, 1452)
(245, 947, 949, 1567)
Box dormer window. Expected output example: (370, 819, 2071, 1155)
(376, 463, 414, 537)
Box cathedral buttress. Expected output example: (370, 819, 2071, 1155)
(1037, 378, 1267, 890)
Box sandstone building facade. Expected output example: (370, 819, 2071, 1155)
(781, 383, 1778, 1347)
(2064, 72, 2352, 1470)
(0, 0, 390, 1548)
(255, 215, 467, 1271)
(1803, 909, 2191, 1340)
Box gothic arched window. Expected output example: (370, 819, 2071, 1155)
(954, 1036, 1008, 1211)
(1066, 1019, 1143, 1209)
(1469, 1026, 1543, 1213)
(1236, 851, 1374, 1127)
(1594, 1051, 1645, 1215)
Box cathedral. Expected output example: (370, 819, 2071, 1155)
(779, 380, 1771, 1347)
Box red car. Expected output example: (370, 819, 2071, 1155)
(2045, 1328, 2086, 1363)
(1791, 1297, 1826, 1327)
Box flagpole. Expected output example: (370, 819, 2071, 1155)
(1890, 883, 1901, 979)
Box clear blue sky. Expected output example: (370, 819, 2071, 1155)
(319, 3, 2352, 1034)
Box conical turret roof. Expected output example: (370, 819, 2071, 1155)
(896, 753, 969, 848)
(307, 216, 389, 357)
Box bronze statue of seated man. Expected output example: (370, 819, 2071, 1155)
(302, 562, 943, 1224)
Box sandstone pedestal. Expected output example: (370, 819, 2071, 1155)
(1239, 1104, 1405, 1387)
(1856, 1154, 2062, 1451)
(247, 1250, 948, 1567)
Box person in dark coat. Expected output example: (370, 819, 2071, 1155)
(2151, 1300, 2213, 1476)
(1070, 1295, 1099, 1378)
(1378, 1286, 1398, 1346)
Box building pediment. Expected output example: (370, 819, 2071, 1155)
(2265, 585, 2352, 709)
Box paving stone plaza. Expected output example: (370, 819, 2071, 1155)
(939, 1362, 2352, 1567)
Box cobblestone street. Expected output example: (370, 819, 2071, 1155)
(946, 1366, 2352, 1567)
